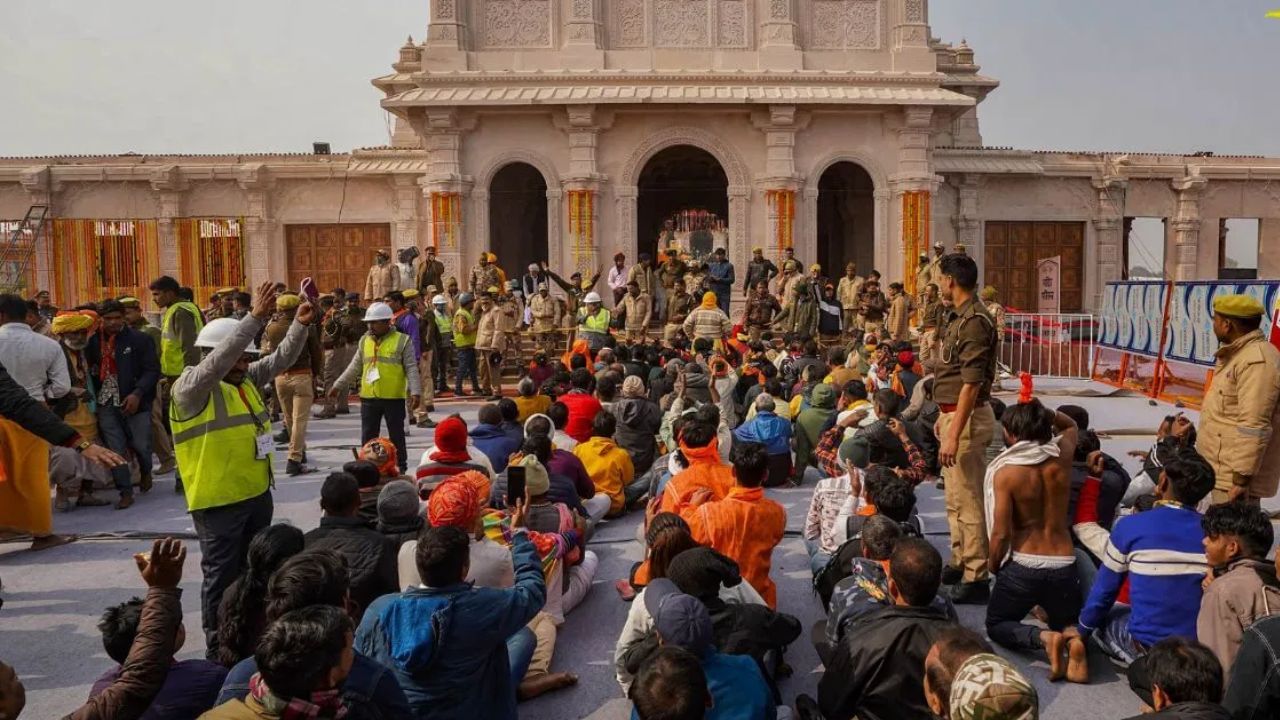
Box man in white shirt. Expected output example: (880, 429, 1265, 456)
(607, 252, 629, 307)
(0, 294, 70, 403)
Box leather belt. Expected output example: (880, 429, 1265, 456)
(282, 368, 313, 376)
(938, 401, 988, 413)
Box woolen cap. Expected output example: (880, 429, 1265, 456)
(666, 547, 742, 601)
(377, 480, 421, 524)
(1213, 294, 1265, 319)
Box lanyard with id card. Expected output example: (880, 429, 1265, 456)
(366, 335, 384, 385)
(239, 386, 273, 461)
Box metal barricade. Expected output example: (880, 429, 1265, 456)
(999, 313, 1097, 379)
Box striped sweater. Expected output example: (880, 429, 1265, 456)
(1078, 503, 1208, 647)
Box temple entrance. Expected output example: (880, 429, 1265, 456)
(488, 162, 548, 279)
(638, 145, 729, 263)
(816, 162, 875, 275)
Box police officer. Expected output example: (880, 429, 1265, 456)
(932, 253, 998, 605)
(330, 301, 422, 477)
(170, 282, 316, 651)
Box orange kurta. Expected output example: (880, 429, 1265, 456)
(0, 419, 52, 536)
(658, 440, 734, 517)
(682, 486, 787, 608)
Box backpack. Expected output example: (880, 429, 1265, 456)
(812, 514, 922, 611)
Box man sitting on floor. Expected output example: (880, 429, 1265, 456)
(1196, 499, 1280, 677)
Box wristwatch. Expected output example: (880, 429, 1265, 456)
(74, 439, 92, 453)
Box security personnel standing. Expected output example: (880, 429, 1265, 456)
(170, 282, 315, 652)
(452, 292, 481, 396)
(932, 253, 997, 605)
(1199, 294, 1280, 504)
(316, 290, 353, 420)
(149, 274, 205, 493)
(332, 301, 422, 476)
(430, 293, 453, 396)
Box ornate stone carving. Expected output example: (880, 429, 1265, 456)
(810, 0, 881, 50)
(481, 0, 551, 48)
(654, 0, 710, 48)
(611, 0, 647, 47)
(770, 0, 790, 19)
(572, 0, 592, 17)
(436, 0, 455, 19)
(718, 0, 748, 47)
(904, 0, 924, 23)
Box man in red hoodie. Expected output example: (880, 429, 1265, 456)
(559, 368, 602, 443)
(657, 420, 734, 517)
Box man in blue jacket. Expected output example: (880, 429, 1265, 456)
(88, 299, 160, 506)
(356, 502, 544, 719)
(1077, 448, 1215, 664)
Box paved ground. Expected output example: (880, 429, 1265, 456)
(2, 380, 1271, 719)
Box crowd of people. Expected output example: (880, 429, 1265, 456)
(0, 239, 1278, 720)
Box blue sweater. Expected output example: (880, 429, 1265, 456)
(631, 652, 775, 720)
(355, 531, 545, 720)
(1078, 503, 1207, 647)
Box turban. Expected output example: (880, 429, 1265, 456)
(700, 292, 718, 310)
(51, 312, 94, 335)
(402, 289, 420, 300)
(276, 293, 301, 310)
(979, 286, 997, 302)
(1213, 294, 1265, 319)
(427, 476, 479, 529)
(429, 416, 470, 464)
(359, 438, 399, 478)
(621, 375, 646, 399)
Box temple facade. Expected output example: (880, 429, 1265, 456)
(1, 0, 1277, 312)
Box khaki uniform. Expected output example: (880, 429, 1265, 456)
(628, 264, 658, 301)
(469, 264, 501, 295)
(664, 291, 696, 342)
(933, 296, 998, 583)
(475, 300, 515, 396)
(320, 307, 363, 415)
(620, 292, 653, 342)
(917, 299, 943, 371)
(1199, 330, 1280, 501)
(363, 263, 399, 302)
(264, 314, 322, 462)
(837, 275, 864, 332)
(857, 290, 887, 337)
(887, 293, 912, 343)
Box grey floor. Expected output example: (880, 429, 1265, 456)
(2, 381, 1264, 719)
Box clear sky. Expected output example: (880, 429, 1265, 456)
(1, 0, 1277, 156)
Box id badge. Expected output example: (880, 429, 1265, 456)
(255, 433, 275, 460)
(365, 366, 381, 384)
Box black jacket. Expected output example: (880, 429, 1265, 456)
(304, 516, 400, 614)
(0, 363, 78, 445)
(817, 604, 953, 720)
(87, 326, 161, 405)
(1223, 613, 1280, 720)
(612, 397, 663, 475)
(1123, 702, 1232, 720)
(378, 517, 425, 552)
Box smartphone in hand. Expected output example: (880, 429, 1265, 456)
(301, 277, 320, 301)
(507, 464, 527, 507)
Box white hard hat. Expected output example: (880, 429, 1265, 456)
(363, 302, 395, 322)
(194, 317, 258, 354)
(584, 292, 602, 304)
(431, 294, 447, 305)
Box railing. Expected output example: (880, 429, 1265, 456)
(999, 313, 1097, 379)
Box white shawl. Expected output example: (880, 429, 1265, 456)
(983, 439, 1061, 541)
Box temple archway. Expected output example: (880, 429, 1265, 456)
(816, 161, 876, 276)
(637, 145, 729, 263)
(488, 162, 549, 278)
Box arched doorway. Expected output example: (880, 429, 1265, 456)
(488, 162, 549, 279)
(816, 162, 876, 275)
(638, 145, 729, 262)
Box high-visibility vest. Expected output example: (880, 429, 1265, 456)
(359, 331, 409, 399)
(160, 302, 205, 377)
(171, 379, 271, 512)
(433, 311, 453, 334)
(453, 309, 477, 348)
(580, 308, 611, 333)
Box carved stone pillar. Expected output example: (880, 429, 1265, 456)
(237, 165, 275, 288)
(546, 187, 564, 269)
(889, 106, 939, 284)
(873, 188, 891, 275)
(800, 186, 820, 265)
(761, 0, 801, 69)
(151, 167, 186, 278)
(565, 0, 603, 52)
(1171, 175, 1207, 281)
(567, 182, 602, 275)
(1092, 176, 1126, 307)
(728, 185, 751, 313)
(951, 173, 981, 251)
(425, 0, 467, 52)
(392, 174, 422, 254)
(417, 109, 473, 280)
(892, 0, 931, 52)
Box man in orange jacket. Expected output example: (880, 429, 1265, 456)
(657, 421, 734, 517)
(681, 442, 787, 608)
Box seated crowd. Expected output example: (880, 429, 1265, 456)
(4, 289, 1280, 720)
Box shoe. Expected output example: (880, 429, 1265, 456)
(273, 428, 290, 443)
(114, 495, 135, 510)
(54, 496, 72, 512)
(76, 494, 110, 508)
(422, 404, 436, 413)
(139, 472, 153, 493)
(941, 565, 964, 586)
(174, 476, 183, 494)
(286, 460, 312, 477)
(156, 460, 177, 475)
(935, 478, 945, 490)
(417, 418, 437, 429)
(946, 580, 991, 605)
(314, 409, 337, 420)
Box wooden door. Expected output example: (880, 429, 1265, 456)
(983, 221, 1084, 312)
(285, 223, 391, 298)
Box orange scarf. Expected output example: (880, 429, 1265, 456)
(700, 292, 718, 310)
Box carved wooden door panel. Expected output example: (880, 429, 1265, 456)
(285, 223, 391, 297)
(983, 221, 1085, 312)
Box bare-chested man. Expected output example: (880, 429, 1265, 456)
(985, 398, 1089, 683)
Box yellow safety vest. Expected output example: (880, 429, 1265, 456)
(171, 379, 271, 512)
(359, 331, 409, 399)
(580, 308, 611, 333)
(434, 311, 453, 334)
(160, 301, 206, 377)
(453, 309, 477, 348)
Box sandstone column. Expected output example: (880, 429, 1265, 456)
(1171, 175, 1207, 281)
(1092, 175, 1127, 308)
(890, 107, 940, 285)
(237, 164, 276, 289)
(558, 106, 608, 273)
(418, 109, 472, 285)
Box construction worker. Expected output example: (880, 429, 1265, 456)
(452, 292, 481, 396)
(577, 291, 611, 352)
(429, 293, 453, 397)
(331, 301, 423, 476)
(169, 282, 316, 652)
(149, 274, 205, 494)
